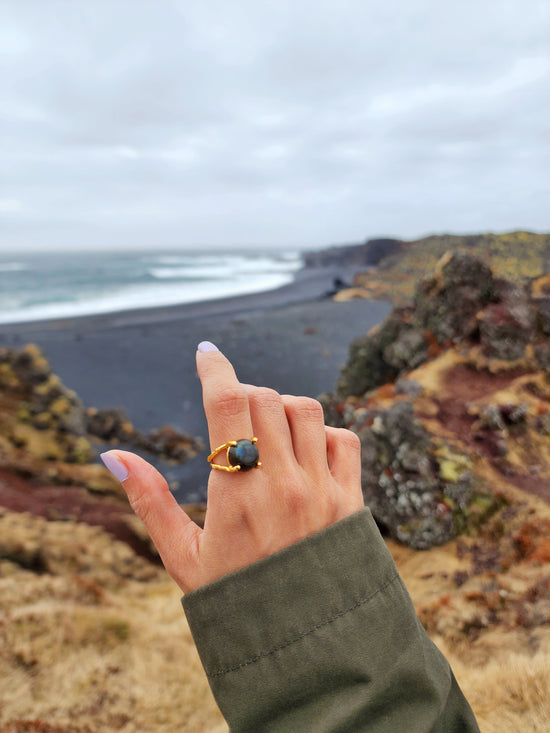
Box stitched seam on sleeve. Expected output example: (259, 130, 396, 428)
(205, 572, 401, 678)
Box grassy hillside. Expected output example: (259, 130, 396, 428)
(0, 509, 226, 733)
(341, 231, 550, 304)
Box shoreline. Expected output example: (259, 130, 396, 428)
(0, 264, 362, 332)
(0, 265, 390, 502)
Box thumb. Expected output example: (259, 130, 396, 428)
(100, 450, 201, 590)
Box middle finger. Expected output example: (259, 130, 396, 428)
(282, 395, 329, 475)
(244, 385, 295, 472)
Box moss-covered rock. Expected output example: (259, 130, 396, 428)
(337, 311, 416, 396)
(347, 401, 477, 549)
(0, 344, 203, 469)
(415, 252, 494, 343)
(85, 407, 204, 462)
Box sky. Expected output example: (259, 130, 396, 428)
(1, 0, 549, 252)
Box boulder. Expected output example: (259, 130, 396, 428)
(11, 343, 52, 385)
(136, 425, 204, 462)
(414, 252, 494, 343)
(86, 407, 135, 443)
(336, 310, 415, 396)
(383, 328, 429, 372)
(86, 407, 204, 462)
(478, 280, 535, 361)
(350, 401, 475, 549)
(318, 392, 350, 429)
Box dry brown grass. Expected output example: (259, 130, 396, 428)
(391, 496, 550, 733)
(2, 493, 550, 731)
(0, 510, 226, 733)
(443, 640, 550, 733)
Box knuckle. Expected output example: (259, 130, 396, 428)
(128, 491, 153, 523)
(212, 385, 249, 420)
(340, 428, 361, 451)
(294, 397, 324, 422)
(249, 387, 283, 412)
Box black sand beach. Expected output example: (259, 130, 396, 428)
(0, 266, 390, 502)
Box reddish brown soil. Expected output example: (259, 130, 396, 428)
(442, 364, 529, 401)
(423, 364, 550, 504)
(0, 468, 159, 562)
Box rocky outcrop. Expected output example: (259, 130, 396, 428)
(353, 401, 474, 549)
(337, 252, 548, 398)
(414, 252, 495, 342)
(0, 344, 207, 556)
(343, 230, 550, 304)
(478, 280, 536, 361)
(334, 310, 419, 397)
(86, 407, 203, 463)
(319, 390, 487, 550)
(323, 252, 550, 549)
(0, 344, 93, 464)
(0, 344, 204, 466)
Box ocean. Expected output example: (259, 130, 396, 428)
(0, 248, 303, 324)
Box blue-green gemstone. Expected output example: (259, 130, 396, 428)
(228, 439, 259, 471)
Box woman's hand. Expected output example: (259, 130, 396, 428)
(101, 343, 364, 593)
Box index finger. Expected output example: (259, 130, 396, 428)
(196, 342, 254, 452)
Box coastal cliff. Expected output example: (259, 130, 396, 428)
(308, 230, 550, 304)
(304, 237, 403, 268)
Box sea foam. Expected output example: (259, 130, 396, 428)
(0, 249, 303, 324)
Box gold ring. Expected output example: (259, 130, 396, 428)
(208, 437, 261, 472)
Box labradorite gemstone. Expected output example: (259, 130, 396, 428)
(228, 439, 259, 471)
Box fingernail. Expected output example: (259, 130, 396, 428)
(100, 452, 129, 482)
(197, 341, 219, 352)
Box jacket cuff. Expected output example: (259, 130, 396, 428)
(181, 508, 398, 679)
(182, 508, 479, 733)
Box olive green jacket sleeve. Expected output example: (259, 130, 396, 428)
(182, 508, 479, 733)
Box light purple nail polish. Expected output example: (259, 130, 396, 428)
(100, 452, 129, 482)
(197, 341, 219, 352)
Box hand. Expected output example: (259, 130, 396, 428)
(101, 343, 364, 593)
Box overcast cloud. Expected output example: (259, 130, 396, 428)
(1, 0, 549, 251)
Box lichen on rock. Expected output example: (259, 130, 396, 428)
(414, 251, 495, 343)
(350, 400, 476, 549)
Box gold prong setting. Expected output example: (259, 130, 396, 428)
(208, 437, 261, 472)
